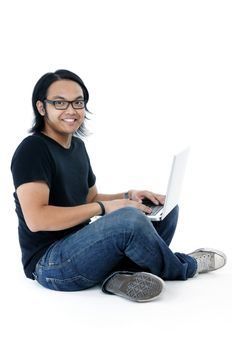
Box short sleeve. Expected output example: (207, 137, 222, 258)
(80, 141, 96, 188)
(88, 159, 96, 188)
(11, 136, 54, 190)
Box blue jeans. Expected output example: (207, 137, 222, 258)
(33, 206, 197, 291)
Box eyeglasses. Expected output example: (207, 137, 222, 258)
(44, 99, 85, 110)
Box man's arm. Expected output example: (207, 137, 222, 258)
(17, 182, 103, 232)
(17, 183, 156, 233)
(86, 184, 127, 203)
(86, 185, 165, 205)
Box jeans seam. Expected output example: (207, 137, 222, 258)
(190, 256, 198, 277)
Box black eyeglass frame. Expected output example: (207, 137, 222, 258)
(44, 99, 86, 110)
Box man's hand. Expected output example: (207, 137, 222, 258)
(101, 190, 165, 215)
(128, 190, 165, 205)
(102, 198, 153, 215)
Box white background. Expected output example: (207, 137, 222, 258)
(1, 0, 231, 349)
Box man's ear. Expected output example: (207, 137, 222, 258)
(36, 101, 45, 116)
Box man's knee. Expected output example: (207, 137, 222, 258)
(113, 207, 147, 226)
(172, 205, 179, 217)
(163, 205, 179, 228)
(117, 207, 151, 231)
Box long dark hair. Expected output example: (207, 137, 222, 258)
(30, 69, 90, 137)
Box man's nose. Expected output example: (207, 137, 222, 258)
(65, 103, 76, 113)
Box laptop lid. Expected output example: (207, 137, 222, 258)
(161, 147, 189, 219)
(147, 147, 190, 221)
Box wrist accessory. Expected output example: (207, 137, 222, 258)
(124, 192, 130, 199)
(96, 201, 105, 216)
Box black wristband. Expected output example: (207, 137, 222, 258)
(96, 201, 105, 216)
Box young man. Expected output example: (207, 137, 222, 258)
(11, 69, 226, 302)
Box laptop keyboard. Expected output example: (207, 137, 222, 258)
(142, 198, 163, 216)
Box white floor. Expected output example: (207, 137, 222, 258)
(1, 210, 231, 350)
(2, 265, 231, 350)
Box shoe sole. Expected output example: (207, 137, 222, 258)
(105, 272, 165, 302)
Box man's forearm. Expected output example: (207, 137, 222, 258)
(93, 192, 127, 201)
(28, 202, 103, 232)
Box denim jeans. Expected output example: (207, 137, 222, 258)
(33, 206, 197, 291)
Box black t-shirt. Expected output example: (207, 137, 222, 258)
(11, 133, 96, 279)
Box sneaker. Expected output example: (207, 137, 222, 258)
(188, 248, 227, 274)
(102, 271, 165, 302)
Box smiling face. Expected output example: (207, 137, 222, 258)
(36, 79, 85, 147)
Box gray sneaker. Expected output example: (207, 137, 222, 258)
(188, 248, 227, 274)
(102, 271, 165, 302)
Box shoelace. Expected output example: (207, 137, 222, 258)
(196, 253, 212, 272)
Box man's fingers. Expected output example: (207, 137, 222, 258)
(155, 194, 165, 205)
(141, 204, 152, 214)
(131, 190, 165, 206)
(142, 192, 160, 205)
(129, 200, 152, 214)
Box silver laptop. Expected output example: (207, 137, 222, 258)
(144, 147, 190, 221)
